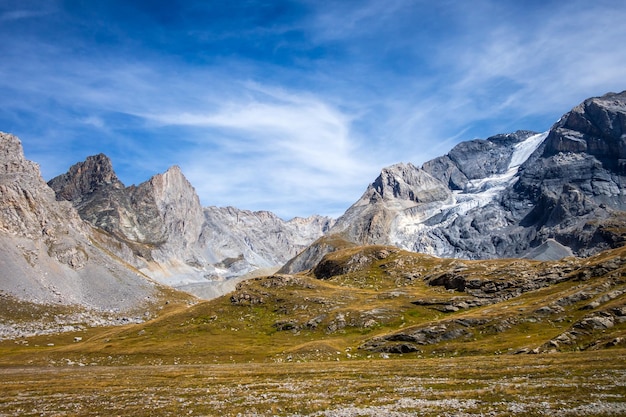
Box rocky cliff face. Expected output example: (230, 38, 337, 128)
(200, 207, 333, 272)
(423, 130, 537, 190)
(0, 133, 175, 314)
(329, 163, 451, 246)
(502, 91, 626, 254)
(49, 157, 204, 258)
(48, 157, 333, 294)
(284, 91, 626, 273)
(1, 134, 85, 242)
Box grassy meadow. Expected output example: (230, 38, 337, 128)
(0, 351, 624, 416)
(1, 244, 625, 415)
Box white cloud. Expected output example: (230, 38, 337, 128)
(139, 84, 377, 218)
(439, 1, 626, 115)
(369, 0, 626, 167)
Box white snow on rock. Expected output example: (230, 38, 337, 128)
(390, 132, 548, 254)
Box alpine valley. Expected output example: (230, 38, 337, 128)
(1, 91, 626, 416)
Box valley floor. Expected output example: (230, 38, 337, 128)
(0, 350, 624, 417)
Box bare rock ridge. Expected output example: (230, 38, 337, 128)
(47, 153, 124, 202)
(282, 91, 626, 273)
(49, 157, 203, 254)
(0, 133, 171, 316)
(48, 155, 334, 294)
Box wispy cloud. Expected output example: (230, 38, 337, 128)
(0, 9, 50, 22)
(435, 1, 626, 113)
(140, 84, 376, 217)
(355, 0, 626, 165)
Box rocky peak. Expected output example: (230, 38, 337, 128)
(137, 165, 204, 251)
(0, 132, 86, 247)
(0, 132, 40, 175)
(0, 132, 82, 239)
(48, 153, 124, 202)
(371, 163, 450, 204)
(543, 91, 626, 171)
(0, 132, 23, 173)
(287, 92, 626, 274)
(147, 165, 190, 200)
(422, 130, 538, 191)
(326, 164, 452, 250)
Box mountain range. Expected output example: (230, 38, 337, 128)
(46, 154, 333, 298)
(1, 90, 625, 339)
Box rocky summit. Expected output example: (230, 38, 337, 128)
(283, 91, 626, 273)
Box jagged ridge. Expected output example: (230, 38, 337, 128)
(0, 133, 191, 329)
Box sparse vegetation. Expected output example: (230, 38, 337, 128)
(0, 351, 624, 416)
(1, 243, 625, 415)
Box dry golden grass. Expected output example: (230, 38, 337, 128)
(1, 243, 625, 367)
(1, 243, 625, 415)
(0, 350, 624, 416)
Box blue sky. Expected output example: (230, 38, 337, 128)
(1, 0, 626, 219)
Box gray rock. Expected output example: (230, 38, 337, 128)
(576, 315, 615, 330)
(523, 239, 573, 261)
(612, 306, 626, 316)
(0, 132, 168, 313)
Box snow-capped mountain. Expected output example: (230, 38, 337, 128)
(282, 91, 626, 273)
(389, 132, 548, 255)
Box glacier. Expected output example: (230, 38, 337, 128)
(389, 132, 548, 254)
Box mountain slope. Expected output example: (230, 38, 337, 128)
(283, 91, 626, 273)
(14, 240, 624, 365)
(0, 133, 194, 339)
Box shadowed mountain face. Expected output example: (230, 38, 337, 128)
(283, 91, 626, 273)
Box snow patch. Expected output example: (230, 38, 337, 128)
(440, 131, 547, 217)
(509, 132, 547, 169)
